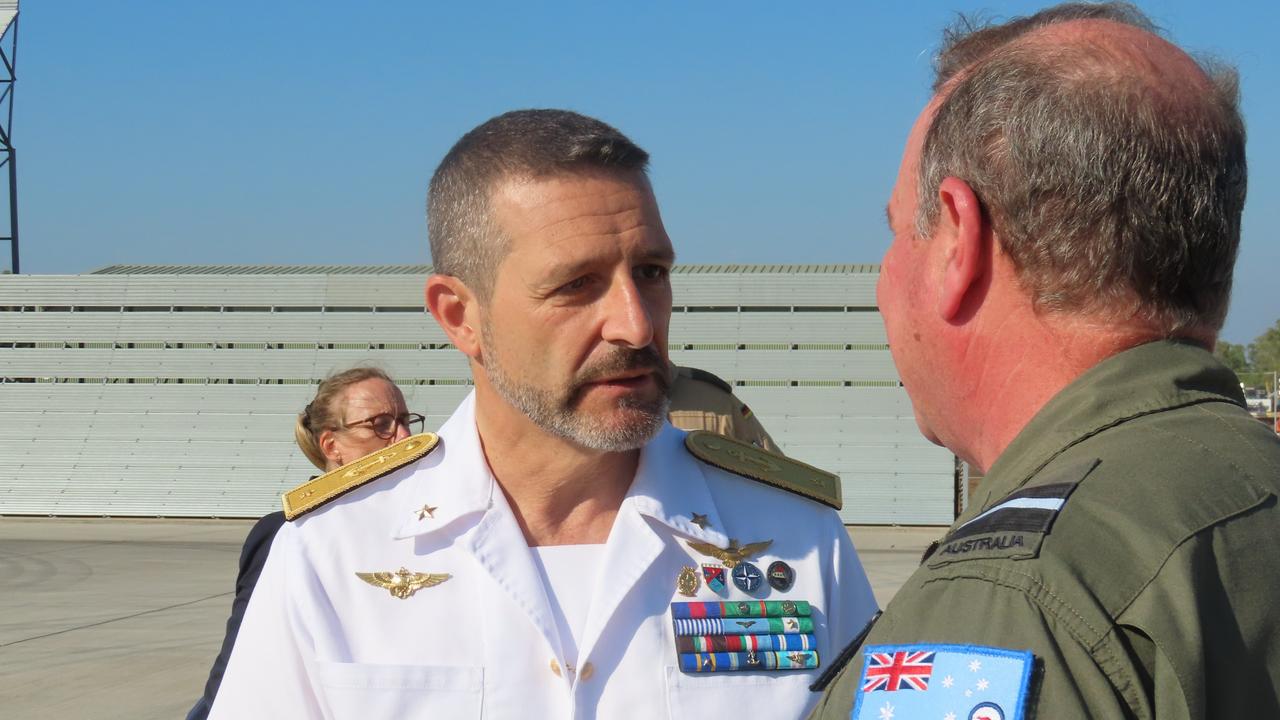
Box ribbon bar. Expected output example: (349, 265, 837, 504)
(671, 600, 812, 619)
(673, 616, 813, 636)
(676, 632, 817, 653)
(679, 650, 820, 673)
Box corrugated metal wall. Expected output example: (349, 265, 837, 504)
(0, 267, 955, 524)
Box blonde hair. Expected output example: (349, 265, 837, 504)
(294, 367, 396, 471)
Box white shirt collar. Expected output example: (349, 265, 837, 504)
(625, 422, 730, 547)
(392, 392, 495, 539)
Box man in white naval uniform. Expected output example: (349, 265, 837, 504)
(210, 109, 877, 719)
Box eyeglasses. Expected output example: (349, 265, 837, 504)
(341, 412, 426, 439)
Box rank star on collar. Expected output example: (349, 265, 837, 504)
(417, 504, 438, 520)
(690, 512, 710, 529)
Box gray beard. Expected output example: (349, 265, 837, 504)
(480, 324, 671, 452)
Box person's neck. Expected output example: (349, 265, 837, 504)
(472, 385, 637, 547)
(952, 309, 1170, 474)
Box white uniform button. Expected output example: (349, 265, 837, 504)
(549, 658, 562, 677)
(578, 662, 595, 681)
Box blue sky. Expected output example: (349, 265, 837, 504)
(11, 1, 1278, 344)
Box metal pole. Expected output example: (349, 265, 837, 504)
(3, 15, 14, 275)
(1264, 368, 1274, 430)
(7, 147, 15, 274)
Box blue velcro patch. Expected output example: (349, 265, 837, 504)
(850, 644, 1033, 720)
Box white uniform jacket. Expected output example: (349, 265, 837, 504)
(210, 393, 877, 719)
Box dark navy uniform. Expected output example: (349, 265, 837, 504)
(186, 511, 285, 720)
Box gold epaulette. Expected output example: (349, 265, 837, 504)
(684, 430, 842, 510)
(282, 433, 440, 520)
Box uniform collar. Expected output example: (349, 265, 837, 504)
(626, 422, 731, 547)
(392, 392, 496, 540)
(970, 339, 1244, 515)
(392, 396, 730, 547)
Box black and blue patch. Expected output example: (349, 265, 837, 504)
(928, 459, 1099, 567)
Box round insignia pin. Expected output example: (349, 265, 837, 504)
(731, 561, 764, 593)
(969, 703, 1004, 720)
(780, 600, 797, 615)
(766, 560, 795, 591)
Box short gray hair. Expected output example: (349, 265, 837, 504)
(917, 2, 1247, 333)
(427, 109, 650, 300)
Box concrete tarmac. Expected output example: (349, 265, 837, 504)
(0, 517, 937, 720)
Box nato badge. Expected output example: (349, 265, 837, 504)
(767, 560, 795, 591)
(702, 564, 728, 594)
(731, 561, 764, 593)
(851, 644, 1034, 720)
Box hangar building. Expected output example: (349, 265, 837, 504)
(0, 264, 957, 525)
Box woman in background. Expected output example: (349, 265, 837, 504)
(186, 367, 423, 720)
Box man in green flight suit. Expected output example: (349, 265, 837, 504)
(810, 3, 1280, 718)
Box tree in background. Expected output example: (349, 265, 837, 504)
(1219, 322, 1278, 398)
(1215, 340, 1252, 374)
(1249, 320, 1280, 376)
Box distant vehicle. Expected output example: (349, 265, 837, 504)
(1243, 386, 1271, 418)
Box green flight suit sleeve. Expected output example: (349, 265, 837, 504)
(1111, 502, 1280, 720)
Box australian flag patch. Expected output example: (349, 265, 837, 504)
(851, 644, 1034, 720)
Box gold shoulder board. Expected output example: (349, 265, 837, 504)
(684, 430, 842, 510)
(282, 433, 440, 520)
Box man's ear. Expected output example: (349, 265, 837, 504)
(319, 429, 343, 468)
(426, 274, 483, 359)
(934, 176, 989, 321)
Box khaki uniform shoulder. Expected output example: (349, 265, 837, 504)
(680, 366, 733, 393)
(684, 430, 841, 509)
(669, 366, 781, 454)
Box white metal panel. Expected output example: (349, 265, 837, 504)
(0, 275, 343, 306)
(0, 2, 16, 40)
(3, 271, 874, 308)
(671, 273, 877, 307)
(0, 312, 443, 344)
(669, 312, 887, 345)
(716, 386, 949, 524)
(323, 275, 427, 305)
(0, 268, 952, 525)
(0, 384, 470, 518)
(0, 348, 475, 380)
(667, 350, 900, 383)
(735, 387, 914, 416)
(0, 311, 886, 346)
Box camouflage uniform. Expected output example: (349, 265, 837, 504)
(668, 366, 780, 454)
